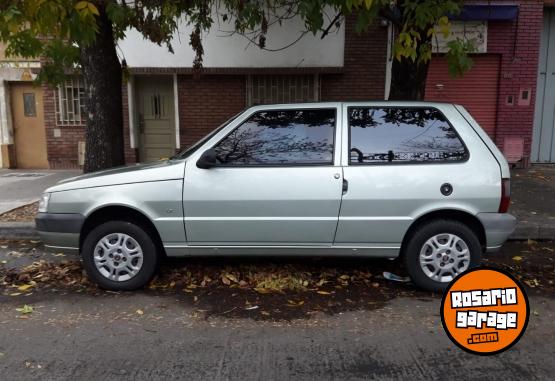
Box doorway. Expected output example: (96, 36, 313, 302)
(135, 76, 176, 162)
(9, 82, 48, 168)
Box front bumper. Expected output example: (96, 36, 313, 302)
(477, 213, 517, 252)
(35, 213, 84, 254)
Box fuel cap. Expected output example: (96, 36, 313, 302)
(441, 183, 453, 196)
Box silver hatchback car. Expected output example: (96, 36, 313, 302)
(36, 102, 516, 292)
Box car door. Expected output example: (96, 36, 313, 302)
(182, 105, 343, 246)
(335, 103, 472, 253)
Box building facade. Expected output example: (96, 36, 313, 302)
(0, 1, 553, 169)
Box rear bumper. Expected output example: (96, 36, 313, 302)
(35, 213, 84, 254)
(477, 213, 517, 252)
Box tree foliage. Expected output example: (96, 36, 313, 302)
(0, 0, 473, 84)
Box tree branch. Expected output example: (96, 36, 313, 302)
(320, 12, 342, 39)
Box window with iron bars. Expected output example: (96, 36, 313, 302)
(55, 76, 86, 126)
(246, 74, 320, 106)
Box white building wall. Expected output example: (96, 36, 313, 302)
(119, 15, 344, 68)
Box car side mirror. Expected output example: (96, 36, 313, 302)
(196, 148, 218, 169)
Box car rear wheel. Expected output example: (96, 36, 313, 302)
(403, 219, 481, 292)
(81, 221, 159, 291)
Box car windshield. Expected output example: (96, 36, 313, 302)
(171, 112, 243, 160)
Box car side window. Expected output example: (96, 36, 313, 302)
(214, 109, 336, 166)
(349, 107, 468, 164)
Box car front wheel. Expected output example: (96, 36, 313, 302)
(81, 220, 159, 291)
(403, 219, 482, 292)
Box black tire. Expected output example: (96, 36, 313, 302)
(81, 220, 159, 291)
(403, 219, 482, 292)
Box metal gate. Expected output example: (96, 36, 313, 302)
(425, 55, 501, 138)
(532, 9, 555, 163)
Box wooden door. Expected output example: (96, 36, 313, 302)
(10, 82, 48, 168)
(136, 77, 176, 162)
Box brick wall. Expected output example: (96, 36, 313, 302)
(43, 83, 135, 168)
(321, 17, 388, 101)
(489, 0, 544, 159)
(177, 75, 246, 150)
(465, 0, 544, 160)
(42, 85, 85, 169)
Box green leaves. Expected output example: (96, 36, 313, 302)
(75, 1, 99, 16)
(445, 39, 475, 77)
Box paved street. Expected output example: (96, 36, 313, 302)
(0, 241, 554, 380)
(0, 169, 80, 214)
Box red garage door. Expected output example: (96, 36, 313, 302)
(425, 55, 501, 137)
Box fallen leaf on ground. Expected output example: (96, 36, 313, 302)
(317, 290, 331, 295)
(512, 256, 523, 262)
(17, 284, 34, 291)
(136, 309, 144, 315)
(16, 305, 33, 314)
(287, 300, 305, 307)
(525, 279, 540, 288)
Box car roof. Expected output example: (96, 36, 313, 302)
(246, 101, 459, 112)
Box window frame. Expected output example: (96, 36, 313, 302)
(55, 76, 86, 126)
(246, 74, 320, 106)
(347, 106, 470, 166)
(209, 107, 338, 168)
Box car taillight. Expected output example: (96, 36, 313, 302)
(499, 178, 511, 213)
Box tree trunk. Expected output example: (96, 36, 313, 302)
(389, 56, 430, 101)
(80, 5, 124, 173)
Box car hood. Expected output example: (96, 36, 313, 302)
(46, 159, 186, 193)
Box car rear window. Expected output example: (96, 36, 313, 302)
(214, 108, 336, 166)
(348, 107, 468, 164)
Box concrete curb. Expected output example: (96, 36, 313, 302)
(0, 222, 554, 242)
(0, 222, 39, 240)
(510, 223, 555, 241)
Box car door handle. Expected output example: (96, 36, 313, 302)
(342, 179, 349, 195)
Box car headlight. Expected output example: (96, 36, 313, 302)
(38, 193, 51, 213)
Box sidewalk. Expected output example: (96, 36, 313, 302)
(0, 166, 554, 241)
(0, 169, 80, 239)
(0, 169, 80, 214)
(510, 165, 555, 239)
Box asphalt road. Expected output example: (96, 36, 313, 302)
(0, 242, 554, 380)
